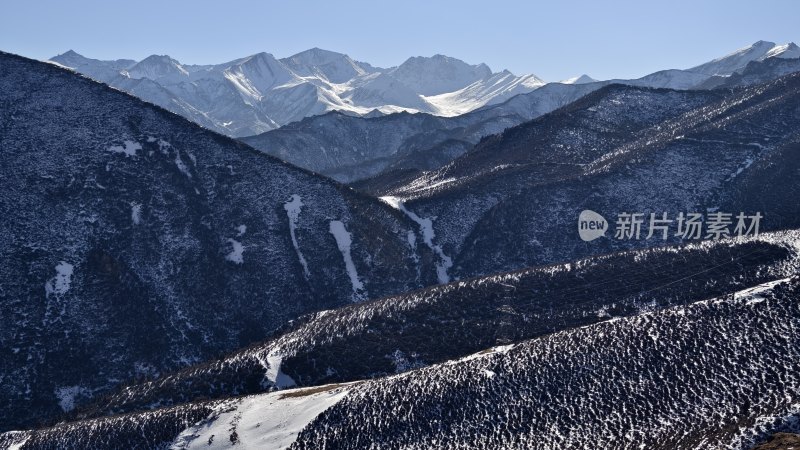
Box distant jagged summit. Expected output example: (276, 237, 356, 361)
(560, 74, 597, 84)
(46, 40, 800, 138)
(124, 54, 188, 80)
(689, 40, 799, 76)
(47, 48, 545, 136)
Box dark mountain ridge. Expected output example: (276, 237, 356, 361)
(63, 231, 800, 423)
(292, 276, 800, 449)
(385, 73, 800, 279)
(5, 266, 799, 449)
(0, 51, 436, 431)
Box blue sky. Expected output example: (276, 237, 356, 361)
(1, 0, 798, 81)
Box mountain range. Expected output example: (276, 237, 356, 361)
(63, 231, 800, 421)
(48, 48, 545, 137)
(5, 231, 800, 448)
(238, 40, 800, 183)
(47, 41, 799, 186)
(0, 50, 438, 432)
(1, 36, 800, 450)
(377, 70, 800, 280)
(47, 41, 796, 142)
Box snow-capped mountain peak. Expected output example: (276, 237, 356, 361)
(221, 52, 298, 98)
(49, 50, 136, 81)
(765, 42, 800, 59)
(124, 54, 188, 80)
(560, 74, 597, 84)
(49, 49, 545, 136)
(280, 47, 377, 83)
(688, 40, 799, 76)
(389, 54, 495, 96)
(51, 49, 95, 67)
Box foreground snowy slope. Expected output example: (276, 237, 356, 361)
(5, 272, 799, 449)
(63, 231, 800, 421)
(171, 384, 353, 449)
(0, 51, 437, 431)
(0, 383, 357, 450)
(291, 276, 800, 450)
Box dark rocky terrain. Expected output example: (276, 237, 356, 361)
(290, 276, 800, 450)
(752, 433, 800, 450)
(4, 266, 798, 449)
(0, 51, 437, 431)
(54, 231, 800, 423)
(383, 73, 800, 280)
(239, 82, 601, 183)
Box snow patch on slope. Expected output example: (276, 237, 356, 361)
(107, 140, 141, 157)
(54, 385, 91, 412)
(44, 261, 74, 297)
(170, 384, 350, 450)
(732, 277, 790, 305)
(265, 352, 297, 389)
(381, 196, 452, 283)
(329, 221, 365, 300)
(560, 74, 598, 84)
(174, 152, 192, 178)
(225, 239, 244, 264)
(423, 71, 545, 116)
(131, 202, 142, 225)
(4, 433, 29, 450)
(284, 195, 310, 278)
(764, 42, 800, 60)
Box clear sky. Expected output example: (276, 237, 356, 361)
(1, 0, 798, 81)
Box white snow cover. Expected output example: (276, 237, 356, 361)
(688, 40, 800, 76)
(174, 152, 192, 178)
(328, 220, 365, 299)
(225, 239, 244, 264)
(381, 196, 452, 283)
(50, 41, 799, 138)
(54, 385, 90, 412)
(764, 42, 800, 60)
(560, 74, 598, 84)
(130, 202, 142, 225)
(170, 384, 352, 450)
(423, 71, 545, 115)
(50, 50, 545, 136)
(4, 433, 29, 450)
(731, 277, 790, 305)
(44, 261, 74, 297)
(283, 195, 310, 278)
(264, 351, 297, 388)
(106, 140, 141, 157)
